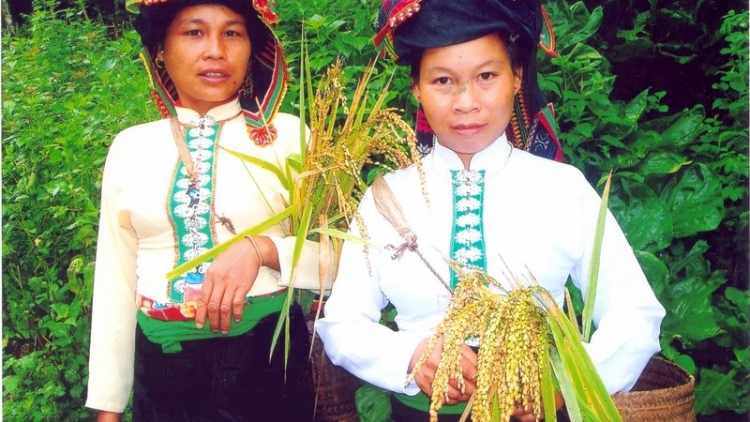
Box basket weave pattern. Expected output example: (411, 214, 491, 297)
(306, 304, 360, 422)
(613, 357, 696, 422)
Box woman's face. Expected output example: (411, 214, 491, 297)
(412, 33, 521, 168)
(159, 4, 252, 115)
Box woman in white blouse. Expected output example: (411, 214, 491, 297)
(86, 0, 318, 420)
(316, 0, 665, 421)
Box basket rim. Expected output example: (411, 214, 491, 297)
(613, 356, 696, 409)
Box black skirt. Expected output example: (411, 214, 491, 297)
(133, 303, 315, 422)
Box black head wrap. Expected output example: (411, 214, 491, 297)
(375, 0, 562, 161)
(128, 0, 287, 145)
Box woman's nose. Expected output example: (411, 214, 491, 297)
(204, 33, 226, 60)
(453, 82, 479, 113)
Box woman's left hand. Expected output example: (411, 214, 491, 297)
(195, 237, 261, 334)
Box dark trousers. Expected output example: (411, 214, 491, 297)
(390, 394, 571, 422)
(133, 304, 315, 422)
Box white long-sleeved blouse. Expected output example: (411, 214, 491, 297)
(316, 136, 665, 397)
(86, 100, 320, 413)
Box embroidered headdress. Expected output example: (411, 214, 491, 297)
(127, 0, 287, 145)
(375, 0, 562, 161)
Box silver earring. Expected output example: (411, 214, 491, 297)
(155, 51, 165, 69)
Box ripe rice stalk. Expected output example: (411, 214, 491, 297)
(166, 26, 419, 363)
(409, 265, 623, 422)
(411, 172, 620, 422)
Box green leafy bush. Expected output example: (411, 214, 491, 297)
(2, 2, 153, 420)
(541, 2, 748, 419)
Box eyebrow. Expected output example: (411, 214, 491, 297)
(179, 18, 246, 26)
(424, 59, 505, 74)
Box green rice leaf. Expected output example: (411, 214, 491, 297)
(582, 169, 612, 342)
(545, 292, 623, 421)
(550, 348, 583, 422)
(308, 227, 370, 245)
(166, 207, 292, 280)
(222, 148, 289, 189)
(541, 354, 558, 422)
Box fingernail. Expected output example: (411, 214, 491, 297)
(222, 330, 228, 335)
(196, 323, 204, 330)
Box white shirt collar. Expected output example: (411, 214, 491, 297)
(433, 133, 512, 171)
(174, 98, 242, 124)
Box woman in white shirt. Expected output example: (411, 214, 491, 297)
(86, 0, 319, 420)
(316, 0, 666, 421)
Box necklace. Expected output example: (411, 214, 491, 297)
(170, 110, 242, 235)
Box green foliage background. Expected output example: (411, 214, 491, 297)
(2, 0, 747, 421)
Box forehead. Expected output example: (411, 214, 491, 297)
(170, 4, 247, 25)
(421, 33, 509, 70)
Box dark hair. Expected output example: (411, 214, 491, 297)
(409, 30, 525, 84)
(133, 0, 267, 52)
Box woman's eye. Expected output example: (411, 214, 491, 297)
(434, 77, 450, 85)
(478, 72, 495, 81)
(186, 29, 201, 36)
(226, 30, 243, 37)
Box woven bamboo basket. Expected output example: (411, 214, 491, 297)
(306, 302, 360, 422)
(612, 356, 696, 422)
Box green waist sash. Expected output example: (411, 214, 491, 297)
(393, 390, 467, 415)
(137, 289, 288, 353)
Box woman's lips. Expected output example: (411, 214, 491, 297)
(451, 123, 485, 136)
(199, 70, 229, 82)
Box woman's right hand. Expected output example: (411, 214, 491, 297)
(96, 411, 121, 422)
(195, 236, 261, 334)
(408, 336, 477, 405)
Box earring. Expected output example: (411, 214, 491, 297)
(238, 73, 254, 98)
(155, 51, 165, 69)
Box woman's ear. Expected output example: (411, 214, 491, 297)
(412, 82, 421, 103)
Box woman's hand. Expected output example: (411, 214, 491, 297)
(510, 391, 565, 422)
(408, 336, 478, 405)
(195, 236, 272, 334)
(96, 411, 121, 422)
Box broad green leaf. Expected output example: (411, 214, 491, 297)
(658, 106, 706, 149)
(609, 178, 672, 252)
(661, 276, 723, 346)
(567, 43, 602, 63)
(659, 164, 724, 238)
(633, 250, 670, 296)
(673, 353, 697, 376)
(356, 384, 393, 422)
(568, 5, 603, 46)
(635, 151, 692, 177)
(623, 89, 649, 126)
(694, 367, 745, 415)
